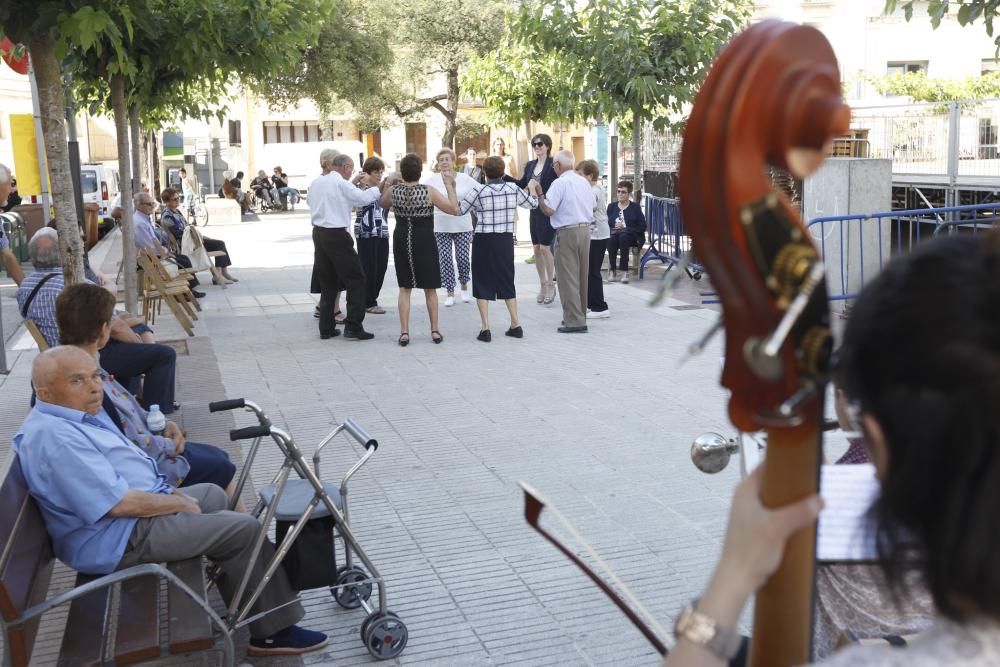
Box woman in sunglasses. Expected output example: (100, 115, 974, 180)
(505, 133, 557, 304)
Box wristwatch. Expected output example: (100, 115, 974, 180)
(674, 599, 742, 660)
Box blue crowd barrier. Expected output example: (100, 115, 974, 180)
(807, 203, 999, 301)
(640, 194, 704, 280)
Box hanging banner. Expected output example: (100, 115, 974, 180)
(9, 113, 47, 196)
(162, 130, 183, 157)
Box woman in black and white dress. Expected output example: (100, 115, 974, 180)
(380, 153, 459, 346)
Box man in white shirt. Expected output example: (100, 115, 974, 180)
(310, 150, 384, 340)
(532, 150, 595, 333)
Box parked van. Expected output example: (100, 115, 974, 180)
(80, 163, 120, 224)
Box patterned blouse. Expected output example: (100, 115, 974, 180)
(817, 617, 1000, 665)
(391, 184, 434, 220)
(354, 187, 388, 239)
(102, 370, 190, 486)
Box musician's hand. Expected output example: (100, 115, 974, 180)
(696, 466, 823, 627)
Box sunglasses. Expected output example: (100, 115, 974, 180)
(532, 142, 546, 148)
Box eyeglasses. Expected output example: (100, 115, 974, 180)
(532, 142, 545, 148)
(138, 201, 154, 207)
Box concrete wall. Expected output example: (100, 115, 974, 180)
(802, 158, 892, 310)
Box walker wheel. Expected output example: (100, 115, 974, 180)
(361, 611, 408, 660)
(331, 566, 372, 609)
(693, 271, 703, 281)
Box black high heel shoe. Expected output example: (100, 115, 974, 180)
(431, 330, 444, 344)
(398, 332, 410, 347)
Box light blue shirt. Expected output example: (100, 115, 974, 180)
(133, 210, 160, 252)
(13, 400, 173, 574)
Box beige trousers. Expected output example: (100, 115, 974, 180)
(554, 225, 591, 327)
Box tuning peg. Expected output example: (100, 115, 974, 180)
(649, 258, 690, 306)
(744, 261, 826, 380)
(678, 317, 723, 367)
(755, 382, 818, 426)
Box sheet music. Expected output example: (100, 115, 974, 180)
(817, 463, 879, 562)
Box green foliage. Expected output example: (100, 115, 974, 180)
(870, 69, 1000, 101)
(464, 0, 749, 130)
(453, 116, 487, 141)
(886, 0, 1000, 47)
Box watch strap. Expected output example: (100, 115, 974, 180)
(675, 599, 742, 660)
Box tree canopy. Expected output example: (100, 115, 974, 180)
(464, 0, 750, 131)
(870, 69, 1000, 101)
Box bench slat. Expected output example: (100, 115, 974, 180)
(114, 574, 160, 665)
(167, 558, 214, 654)
(58, 574, 112, 667)
(0, 458, 56, 667)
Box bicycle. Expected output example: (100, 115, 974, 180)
(187, 189, 210, 227)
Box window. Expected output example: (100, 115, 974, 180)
(262, 121, 326, 144)
(228, 120, 242, 146)
(886, 61, 927, 76)
(80, 171, 98, 194)
(979, 118, 999, 159)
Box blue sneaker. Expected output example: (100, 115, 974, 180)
(248, 625, 328, 656)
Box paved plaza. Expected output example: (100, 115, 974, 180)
(0, 209, 750, 666)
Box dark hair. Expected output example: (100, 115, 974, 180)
(160, 187, 179, 202)
(576, 159, 599, 181)
(482, 156, 505, 180)
(362, 156, 385, 174)
(56, 283, 116, 346)
(617, 181, 633, 194)
(399, 153, 423, 182)
(236, 171, 244, 179)
(834, 233, 1000, 622)
(531, 134, 552, 152)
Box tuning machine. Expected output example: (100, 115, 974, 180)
(744, 261, 826, 381)
(690, 432, 740, 474)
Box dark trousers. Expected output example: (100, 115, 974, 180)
(608, 231, 641, 271)
(312, 226, 366, 334)
(172, 253, 199, 286)
(357, 236, 389, 308)
(588, 239, 609, 312)
(202, 238, 232, 268)
(100, 339, 177, 414)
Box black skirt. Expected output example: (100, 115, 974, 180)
(393, 215, 441, 289)
(471, 232, 515, 300)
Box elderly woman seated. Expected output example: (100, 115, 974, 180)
(55, 282, 241, 505)
(160, 187, 238, 284)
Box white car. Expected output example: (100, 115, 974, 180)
(80, 163, 120, 224)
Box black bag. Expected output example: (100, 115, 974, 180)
(274, 516, 337, 590)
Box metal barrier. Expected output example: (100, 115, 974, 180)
(808, 202, 999, 302)
(640, 194, 704, 280)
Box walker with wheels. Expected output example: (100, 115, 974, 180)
(208, 397, 408, 660)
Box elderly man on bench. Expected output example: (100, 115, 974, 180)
(13, 346, 329, 656)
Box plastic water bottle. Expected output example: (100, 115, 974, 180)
(146, 404, 166, 435)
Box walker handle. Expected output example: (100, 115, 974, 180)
(230, 425, 270, 441)
(344, 418, 378, 451)
(209, 398, 245, 412)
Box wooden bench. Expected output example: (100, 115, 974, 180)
(0, 456, 234, 666)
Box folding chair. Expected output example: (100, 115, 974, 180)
(186, 226, 228, 289)
(137, 249, 197, 336)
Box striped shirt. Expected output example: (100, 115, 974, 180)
(458, 181, 538, 234)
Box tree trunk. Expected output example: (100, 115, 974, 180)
(113, 76, 138, 313)
(632, 109, 642, 201)
(25, 31, 85, 284)
(147, 130, 160, 195)
(129, 104, 142, 195)
(440, 67, 460, 149)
